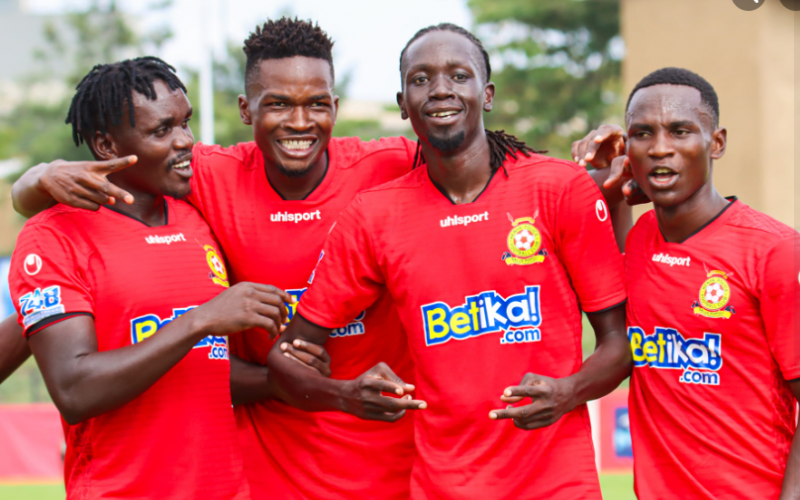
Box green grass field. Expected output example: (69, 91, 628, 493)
(0, 476, 636, 500)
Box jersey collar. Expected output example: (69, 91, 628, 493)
(658, 196, 739, 245)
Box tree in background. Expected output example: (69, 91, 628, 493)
(0, 1, 172, 181)
(469, 0, 623, 159)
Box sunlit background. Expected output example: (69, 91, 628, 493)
(0, 1, 795, 499)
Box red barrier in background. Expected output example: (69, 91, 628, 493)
(1, 396, 634, 481)
(596, 388, 633, 473)
(0, 403, 62, 481)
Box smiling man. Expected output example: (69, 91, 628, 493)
(574, 67, 800, 500)
(6, 57, 312, 499)
(266, 24, 632, 500)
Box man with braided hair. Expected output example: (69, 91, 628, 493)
(11, 19, 629, 500)
(267, 24, 631, 500)
(4, 56, 327, 499)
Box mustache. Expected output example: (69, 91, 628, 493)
(167, 152, 193, 168)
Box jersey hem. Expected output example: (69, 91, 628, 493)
(580, 293, 628, 315)
(584, 298, 627, 315)
(25, 311, 93, 338)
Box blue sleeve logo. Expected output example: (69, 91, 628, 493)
(19, 286, 65, 328)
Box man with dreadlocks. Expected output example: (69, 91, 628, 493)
(10, 19, 631, 500)
(5, 56, 327, 499)
(266, 24, 631, 500)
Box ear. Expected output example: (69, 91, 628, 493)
(239, 95, 252, 126)
(483, 82, 495, 112)
(710, 127, 727, 160)
(397, 91, 408, 120)
(90, 131, 118, 161)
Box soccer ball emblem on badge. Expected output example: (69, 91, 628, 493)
(502, 210, 546, 266)
(204, 245, 229, 288)
(692, 267, 735, 319)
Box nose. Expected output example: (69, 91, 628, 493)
(173, 124, 194, 151)
(284, 106, 313, 133)
(649, 130, 674, 159)
(429, 75, 456, 101)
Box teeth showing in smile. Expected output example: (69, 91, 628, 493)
(280, 139, 314, 150)
(173, 160, 191, 170)
(429, 111, 459, 118)
(651, 167, 675, 175)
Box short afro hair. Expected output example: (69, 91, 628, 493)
(243, 17, 334, 85)
(399, 23, 491, 87)
(626, 67, 719, 127)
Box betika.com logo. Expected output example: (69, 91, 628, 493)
(421, 286, 542, 346)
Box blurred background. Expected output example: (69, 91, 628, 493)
(0, 1, 795, 499)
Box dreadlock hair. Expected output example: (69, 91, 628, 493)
(401, 24, 543, 176)
(626, 67, 720, 128)
(243, 18, 334, 86)
(66, 56, 186, 149)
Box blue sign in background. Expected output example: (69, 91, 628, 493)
(0, 257, 14, 319)
(613, 406, 633, 458)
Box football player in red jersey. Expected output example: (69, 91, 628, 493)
(265, 24, 631, 500)
(9, 19, 632, 500)
(7, 57, 332, 499)
(573, 67, 800, 499)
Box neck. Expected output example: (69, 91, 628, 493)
(655, 181, 729, 243)
(424, 129, 492, 205)
(265, 150, 328, 201)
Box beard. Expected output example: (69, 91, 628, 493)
(276, 162, 315, 178)
(427, 130, 466, 153)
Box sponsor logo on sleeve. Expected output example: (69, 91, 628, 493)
(629, 326, 722, 386)
(596, 199, 608, 221)
(691, 265, 735, 319)
(286, 287, 365, 338)
(19, 286, 65, 328)
(204, 245, 229, 288)
(501, 211, 547, 266)
(23, 254, 42, 275)
(130, 306, 229, 360)
(145, 233, 186, 245)
(421, 286, 542, 347)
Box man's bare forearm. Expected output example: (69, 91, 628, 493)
(566, 304, 631, 406)
(0, 315, 30, 384)
(12, 163, 56, 218)
(266, 315, 346, 412)
(230, 355, 273, 406)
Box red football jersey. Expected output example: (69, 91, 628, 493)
(188, 137, 417, 500)
(298, 155, 627, 500)
(9, 199, 249, 500)
(625, 199, 800, 500)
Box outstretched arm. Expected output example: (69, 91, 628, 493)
(779, 381, 800, 500)
(12, 157, 137, 218)
(0, 314, 30, 385)
(266, 314, 425, 422)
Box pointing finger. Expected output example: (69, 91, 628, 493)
(98, 155, 138, 172)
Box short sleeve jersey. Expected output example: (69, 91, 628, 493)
(625, 199, 800, 500)
(187, 137, 417, 500)
(8, 200, 248, 500)
(298, 155, 627, 500)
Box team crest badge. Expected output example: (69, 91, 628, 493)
(691, 265, 735, 319)
(501, 211, 547, 266)
(205, 245, 229, 288)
